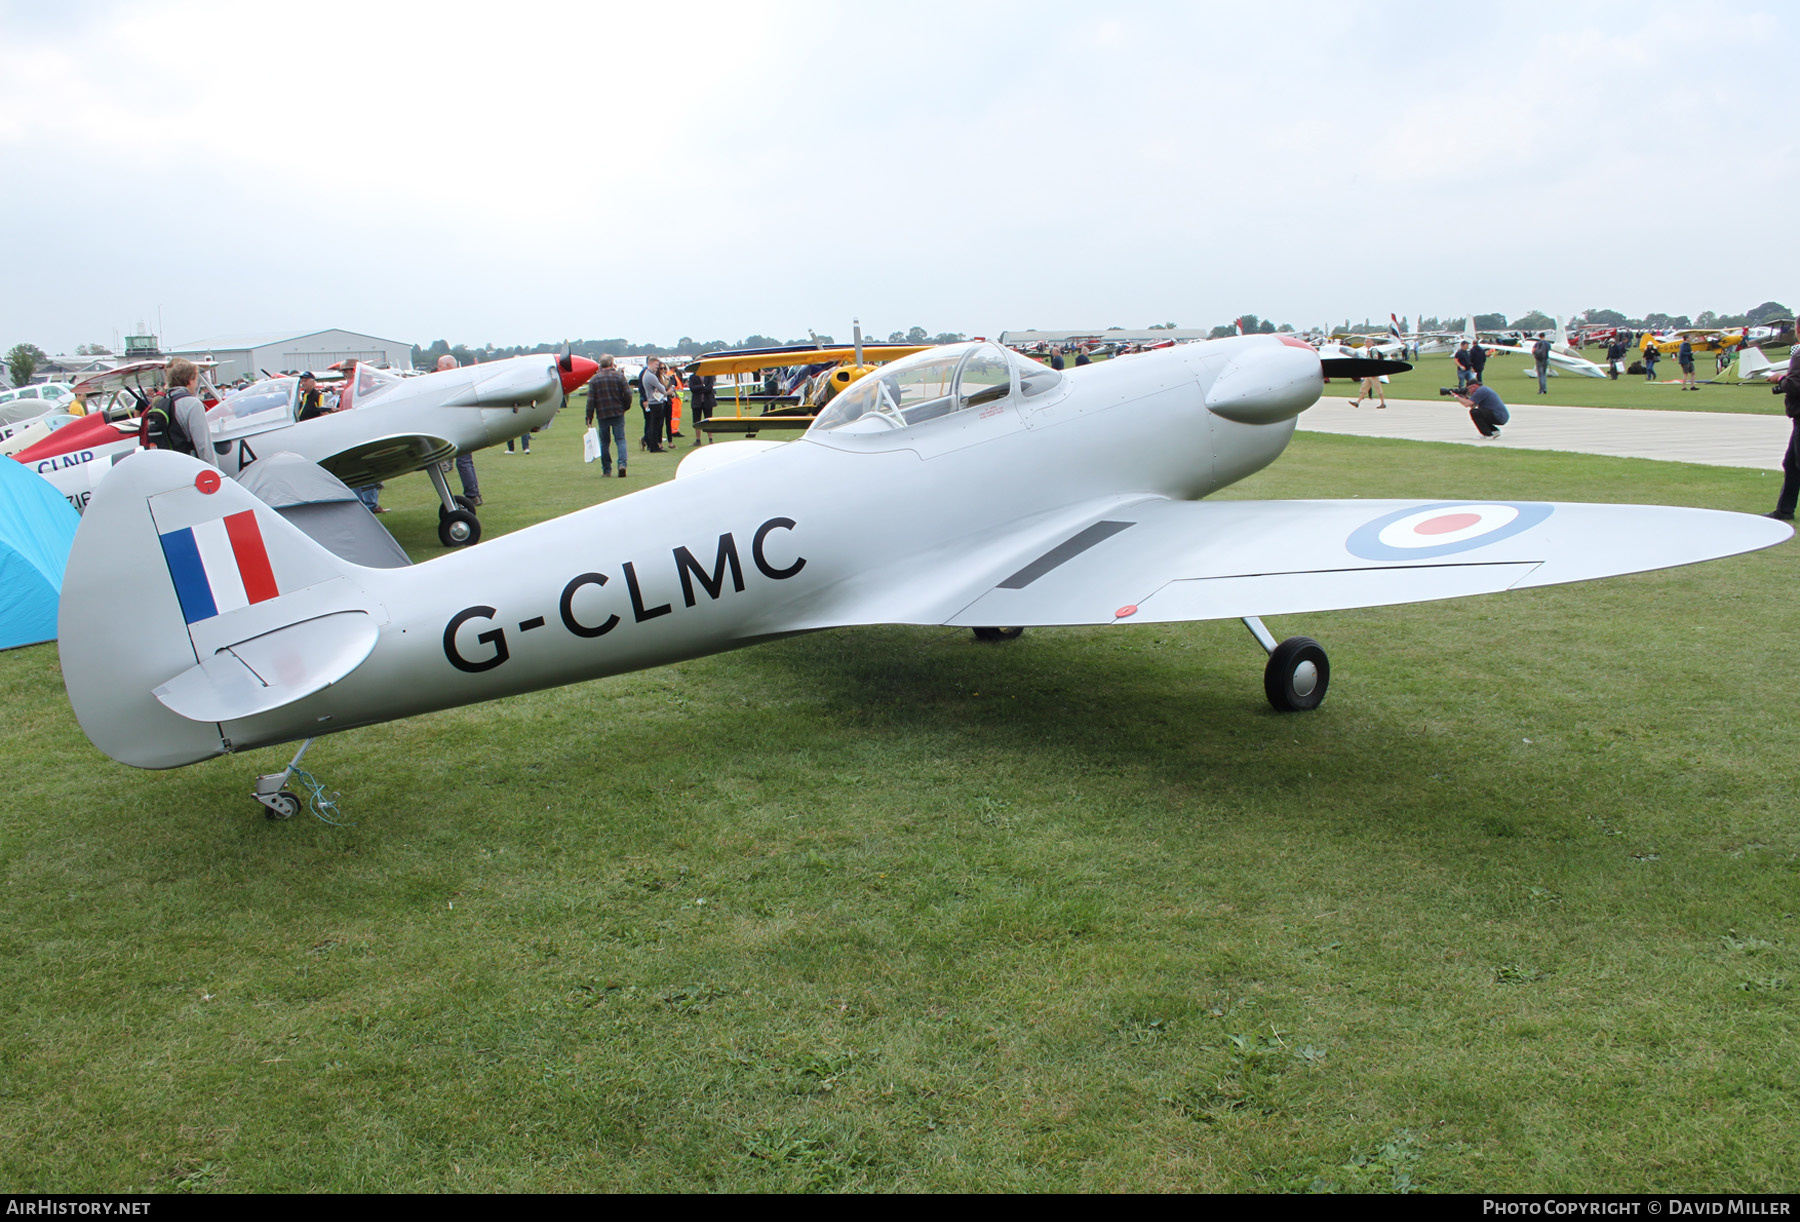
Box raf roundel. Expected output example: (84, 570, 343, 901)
(1345, 501, 1554, 561)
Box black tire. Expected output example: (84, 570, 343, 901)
(438, 495, 478, 520)
(972, 627, 1025, 642)
(1264, 636, 1329, 712)
(263, 790, 301, 821)
(439, 509, 482, 548)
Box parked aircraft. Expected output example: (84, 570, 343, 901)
(15, 353, 594, 541)
(685, 326, 930, 435)
(57, 337, 1788, 815)
(1735, 346, 1791, 383)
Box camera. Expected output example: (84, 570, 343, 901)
(1438, 387, 1464, 396)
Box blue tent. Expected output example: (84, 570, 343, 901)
(0, 457, 80, 650)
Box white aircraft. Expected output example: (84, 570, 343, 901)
(56, 336, 1788, 816)
(1735, 347, 1791, 383)
(14, 353, 594, 541)
(1467, 316, 1608, 379)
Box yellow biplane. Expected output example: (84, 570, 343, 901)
(685, 324, 930, 437)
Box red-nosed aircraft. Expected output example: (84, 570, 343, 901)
(15, 353, 595, 542)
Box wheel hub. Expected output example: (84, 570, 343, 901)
(1291, 660, 1318, 697)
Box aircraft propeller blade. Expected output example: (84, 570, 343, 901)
(1321, 358, 1413, 379)
(558, 341, 573, 373)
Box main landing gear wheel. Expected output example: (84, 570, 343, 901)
(1264, 636, 1329, 712)
(258, 790, 301, 821)
(972, 627, 1024, 642)
(438, 494, 478, 519)
(439, 509, 482, 548)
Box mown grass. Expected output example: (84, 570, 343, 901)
(0, 407, 1794, 1192)
(1355, 351, 1789, 414)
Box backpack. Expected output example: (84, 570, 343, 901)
(140, 387, 197, 455)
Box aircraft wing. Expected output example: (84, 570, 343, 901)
(926, 497, 1789, 628)
(318, 433, 458, 488)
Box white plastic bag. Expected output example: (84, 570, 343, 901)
(582, 427, 600, 464)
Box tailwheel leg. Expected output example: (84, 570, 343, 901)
(253, 738, 312, 820)
(1244, 617, 1329, 712)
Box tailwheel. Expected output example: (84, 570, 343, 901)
(257, 790, 301, 820)
(972, 627, 1024, 642)
(439, 509, 482, 548)
(1264, 636, 1329, 712)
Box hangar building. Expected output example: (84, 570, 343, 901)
(167, 328, 415, 382)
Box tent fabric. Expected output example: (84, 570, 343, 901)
(0, 456, 81, 649)
(235, 452, 412, 570)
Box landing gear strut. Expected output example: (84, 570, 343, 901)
(1244, 617, 1330, 712)
(427, 461, 481, 548)
(253, 738, 313, 820)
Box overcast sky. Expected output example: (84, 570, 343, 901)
(2, 0, 1795, 354)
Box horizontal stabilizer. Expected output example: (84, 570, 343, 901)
(153, 610, 378, 722)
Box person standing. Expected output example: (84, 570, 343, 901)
(664, 365, 685, 444)
(1348, 367, 1386, 408)
(295, 372, 326, 421)
(150, 357, 218, 466)
(585, 354, 632, 477)
(1073, 346, 1091, 367)
(435, 355, 481, 504)
(1451, 377, 1509, 439)
(1606, 336, 1625, 380)
(1678, 337, 1697, 391)
(1532, 333, 1552, 395)
(1469, 337, 1488, 385)
(1454, 341, 1474, 390)
(1049, 345, 1066, 371)
(689, 370, 717, 445)
(1643, 343, 1660, 383)
(1767, 364, 1800, 521)
(639, 358, 669, 453)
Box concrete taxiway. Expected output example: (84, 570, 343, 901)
(1301, 396, 1788, 471)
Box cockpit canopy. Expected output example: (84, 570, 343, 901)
(807, 342, 1064, 435)
(210, 377, 296, 426)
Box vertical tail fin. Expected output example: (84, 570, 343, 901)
(1736, 346, 1773, 380)
(59, 450, 382, 768)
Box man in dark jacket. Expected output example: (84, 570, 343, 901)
(1469, 338, 1488, 384)
(1454, 341, 1474, 389)
(1769, 367, 1800, 520)
(688, 372, 716, 446)
(1532, 334, 1552, 394)
(1452, 377, 1509, 439)
(585, 355, 633, 477)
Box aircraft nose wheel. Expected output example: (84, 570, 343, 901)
(1264, 636, 1330, 712)
(972, 627, 1025, 642)
(439, 509, 482, 547)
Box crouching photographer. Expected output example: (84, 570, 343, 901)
(1440, 378, 1509, 440)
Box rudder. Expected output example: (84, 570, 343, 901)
(59, 450, 381, 769)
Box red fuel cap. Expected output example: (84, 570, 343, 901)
(1115, 605, 1138, 618)
(195, 469, 221, 494)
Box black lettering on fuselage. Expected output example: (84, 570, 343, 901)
(674, 532, 744, 607)
(559, 572, 620, 638)
(444, 605, 509, 673)
(752, 517, 806, 581)
(622, 561, 671, 622)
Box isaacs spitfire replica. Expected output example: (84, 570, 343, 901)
(59, 336, 1789, 815)
(16, 353, 595, 544)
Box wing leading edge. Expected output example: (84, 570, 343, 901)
(939, 498, 1791, 628)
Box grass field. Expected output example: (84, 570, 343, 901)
(1, 407, 1795, 1192)
(1349, 351, 1790, 415)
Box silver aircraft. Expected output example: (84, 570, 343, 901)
(58, 336, 1790, 815)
